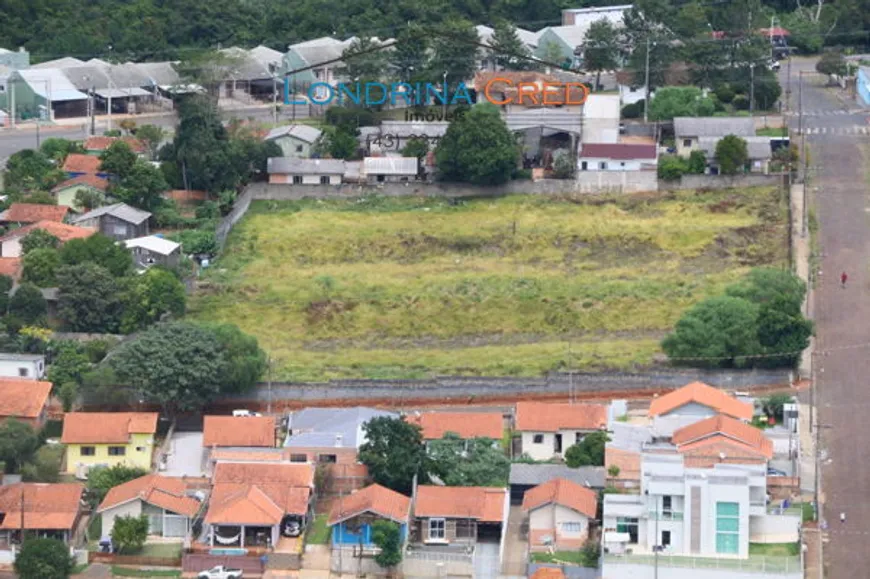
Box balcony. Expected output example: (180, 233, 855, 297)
(648, 510, 684, 521)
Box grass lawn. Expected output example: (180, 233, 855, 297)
(756, 127, 788, 137)
(749, 543, 801, 556)
(72, 564, 90, 575)
(306, 514, 330, 544)
(111, 567, 181, 578)
(137, 543, 183, 558)
(531, 551, 588, 566)
(191, 189, 788, 381)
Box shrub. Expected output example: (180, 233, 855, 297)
(714, 83, 735, 104)
(732, 94, 750, 110)
(687, 150, 707, 174)
(657, 156, 687, 180)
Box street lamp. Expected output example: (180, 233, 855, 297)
(442, 70, 448, 119)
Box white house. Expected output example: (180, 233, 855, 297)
(0, 353, 45, 379)
(579, 143, 658, 171)
(522, 477, 598, 551)
(648, 381, 754, 437)
(97, 474, 203, 539)
(267, 158, 346, 185)
(516, 401, 608, 461)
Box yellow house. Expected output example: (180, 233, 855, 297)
(61, 412, 159, 475)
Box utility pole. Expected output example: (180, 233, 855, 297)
(90, 85, 97, 136)
(20, 485, 25, 545)
(800, 71, 809, 238)
(749, 63, 756, 114)
(643, 35, 651, 123)
(568, 341, 574, 403)
(9, 77, 15, 129)
(267, 356, 273, 414)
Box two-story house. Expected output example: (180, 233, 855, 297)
(648, 381, 754, 437)
(516, 401, 608, 461)
(61, 412, 159, 476)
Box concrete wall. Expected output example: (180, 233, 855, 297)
(661, 174, 784, 191)
(101, 500, 143, 538)
(748, 514, 800, 543)
(401, 553, 474, 577)
(579, 157, 647, 171)
(602, 560, 801, 579)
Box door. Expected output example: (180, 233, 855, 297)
(661, 530, 671, 548)
(554, 434, 562, 453)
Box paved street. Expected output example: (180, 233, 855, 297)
(781, 58, 870, 578)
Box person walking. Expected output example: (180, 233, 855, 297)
(841, 511, 846, 523)
(841, 271, 848, 288)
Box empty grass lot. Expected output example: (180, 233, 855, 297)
(190, 189, 787, 381)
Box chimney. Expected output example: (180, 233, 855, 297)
(334, 433, 343, 447)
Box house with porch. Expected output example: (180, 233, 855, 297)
(0, 483, 85, 546)
(97, 474, 203, 539)
(329, 483, 411, 548)
(411, 485, 508, 547)
(522, 478, 598, 551)
(515, 401, 608, 461)
(0, 378, 52, 429)
(61, 412, 159, 476)
(204, 462, 314, 549)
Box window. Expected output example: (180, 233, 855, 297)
(599, 162, 607, 170)
(293, 176, 303, 184)
(716, 502, 740, 554)
(683, 139, 692, 147)
(561, 521, 583, 533)
(113, 224, 127, 236)
(296, 145, 303, 153)
(533, 434, 544, 444)
(290, 454, 307, 463)
(135, 447, 146, 452)
(18, 368, 28, 377)
(318, 454, 337, 463)
(108, 446, 126, 456)
(377, 174, 385, 183)
(320, 176, 330, 185)
(662, 496, 672, 513)
(80, 446, 96, 456)
(581, 161, 588, 171)
(616, 517, 639, 543)
(575, 432, 583, 444)
(428, 518, 446, 540)
(620, 162, 626, 167)
(661, 530, 671, 547)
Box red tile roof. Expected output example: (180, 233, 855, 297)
(605, 447, 641, 482)
(0, 379, 52, 419)
(203, 416, 276, 448)
(406, 412, 503, 440)
(521, 478, 597, 519)
(84, 136, 146, 154)
(206, 462, 314, 523)
(0, 221, 97, 245)
(414, 486, 506, 522)
(648, 382, 753, 420)
(328, 484, 411, 526)
(531, 569, 565, 579)
(52, 174, 110, 193)
(62, 154, 102, 174)
(2, 203, 69, 224)
(680, 437, 771, 468)
(515, 402, 607, 433)
(0, 483, 84, 530)
(580, 143, 657, 160)
(673, 414, 773, 459)
(0, 258, 21, 280)
(61, 412, 159, 444)
(97, 474, 201, 517)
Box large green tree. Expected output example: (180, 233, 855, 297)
(86, 464, 149, 506)
(4, 150, 64, 195)
(489, 20, 533, 70)
(121, 268, 186, 333)
(99, 141, 138, 179)
(427, 433, 510, 486)
(435, 103, 517, 186)
(714, 135, 749, 175)
(564, 431, 609, 467)
(582, 19, 621, 90)
(107, 321, 228, 413)
(358, 417, 428, 494)
(113, 160, 168, 211)
(8, 283, 47, 325)
(14, 538, 73, 579)
(0, 419, 39, 473)
(57, 263, 125, 333)
(59, 234, 133, 277)
(205, 322, 268, 394)
(20, 229, 61, 255)
(21, 248, 61, 288)
(428, 19, 480, 89)
(648, 86, 716, 121)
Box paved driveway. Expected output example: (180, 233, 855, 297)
(781, 57, 870, 578)
(473, 540, 500, 579)
(501, 505, 528, 576)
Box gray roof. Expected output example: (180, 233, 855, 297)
(285, 406, 397, 449)
(509, 463, 607, 488)
(71, 202, 152, 226)
(12, 68, 88, 102)
(128, 62, 181, 87)
(363, 156, 418, 176)
(289, 37, 352, 68)
(379, 121, 450, 139)
(674, 116, 756, 138)
(608, 422, 653, 453)
(265, 124, 322, 144)
(697, 136, 772, 160)
(0, 352, 44, 361)
(30, 57, 85, 70)
(267, 157, 346, 175)
(60, 65, 112, 91)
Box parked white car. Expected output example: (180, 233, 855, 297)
(198, 566, 243, 579)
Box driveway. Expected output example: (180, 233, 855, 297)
(781, 57, 870, 578)
(501, 505, 528, 576)
(473, 540, 500, 579)
(162, 431, 206, 477)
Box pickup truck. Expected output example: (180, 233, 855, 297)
(197, 566, 243, 579)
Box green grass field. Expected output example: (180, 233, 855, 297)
(190, 189, 787, 381)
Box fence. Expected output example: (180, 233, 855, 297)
(182, 553, 264, 574)
(215, 186, 254, 249)
(89, 552, 183, 566)
(660, 174, 785, 191)
(219, 369, 793, 406)
(603, 554, 801, 574)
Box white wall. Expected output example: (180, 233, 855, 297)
(749, 514, 800, 543)
(602, 561, 801, 579)
(521, 431, 557, 461)
(289, 174, 342, 185)
(101, 500, 143, 539)
(579, 157, 646, 171)
(0, 358, 42, 379)
(1, 237, 21, 258)
(530, 504, 589, 536)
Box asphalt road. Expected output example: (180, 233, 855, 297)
(781, 58, 870, 578)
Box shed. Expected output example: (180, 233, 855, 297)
(363, 157, 418, 182)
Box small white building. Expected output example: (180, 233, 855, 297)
(516, 401, 608, 461)
(267, 157, 346, 185)
(0, 353, 45, 379)
(362, 156, 418, 183)
(124, 235, 181, 270)
(579, 143, 658, 171)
